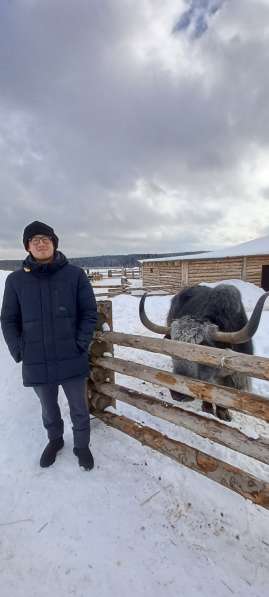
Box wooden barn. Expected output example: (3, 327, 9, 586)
(141, 236, 269, 291)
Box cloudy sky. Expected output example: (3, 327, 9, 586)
(0, 0, 269, 258)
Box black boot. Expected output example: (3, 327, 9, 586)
(40, 437, 64, 468)
(73, 447, 94, 471)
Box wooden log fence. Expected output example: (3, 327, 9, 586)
(95, 331, 269, 382)
(108, 268, 141, 278)
(94, 383, 269, 465)
(93, 286, 173, 299)
(90, 302, 269, 510)
(93, 355, 269, 423)
(92, 410, 269, 508)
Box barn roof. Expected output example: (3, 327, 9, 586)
(140, 235, 269, 263)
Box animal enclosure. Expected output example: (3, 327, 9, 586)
(88, 301, 269, 510)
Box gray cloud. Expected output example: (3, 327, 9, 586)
(0, 0, 269, 258)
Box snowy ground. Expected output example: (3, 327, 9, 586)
(1, 272, 269, 597)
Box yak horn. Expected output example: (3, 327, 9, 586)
(210, 291, 269, 344)
(139, 293, 170, 335)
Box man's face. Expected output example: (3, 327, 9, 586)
(28, 235, 54, 262)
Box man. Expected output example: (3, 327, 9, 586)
(1, 221, 98, 470)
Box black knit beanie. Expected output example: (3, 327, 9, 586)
(23, 221, 59, 250)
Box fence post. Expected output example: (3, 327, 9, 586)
(88, 300, 115, 412)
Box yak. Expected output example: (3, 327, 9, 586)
(139, 284, 269, 421)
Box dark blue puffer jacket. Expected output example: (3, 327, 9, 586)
(0, 252, 98, 386)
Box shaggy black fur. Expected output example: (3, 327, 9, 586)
(165, 284, 253, 421)
(167, 284, 253, 355)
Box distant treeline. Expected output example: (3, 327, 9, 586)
(0, 250, 205, 272)
(69, 251, 204, 269)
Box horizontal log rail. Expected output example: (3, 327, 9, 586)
(93, 284, 129, 289)
(95, 291, 172, 298)
(95, 285, 173, 292)
(95, 382, 269, 465)
(115, 286, 172, 291)
(107, 291, 171, 297)
(95, 331, 269, 382)
(93, 356, 269, 423)
(92, 409, 269, 509)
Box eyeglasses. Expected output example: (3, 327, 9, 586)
(29, 235, 53, 246)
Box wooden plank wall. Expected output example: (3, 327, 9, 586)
(188, 257, 243, 285)
(142, 261, 182, 289)
(246, 255, 269, 287)
(142, 254, 269, 289)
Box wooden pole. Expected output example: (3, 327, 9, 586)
(92, 409, 269, 510)
(88, 300, 115, 411)
(93, 356, 269, 423)
(95, 382, 269, 465)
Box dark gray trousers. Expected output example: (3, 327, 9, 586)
(33, 377, 90, 448)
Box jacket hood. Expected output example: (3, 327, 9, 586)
(23, 251, 68, 276)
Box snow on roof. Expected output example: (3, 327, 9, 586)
(140, 235, 269, 263)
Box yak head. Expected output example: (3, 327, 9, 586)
(139, 284, 269, 349)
